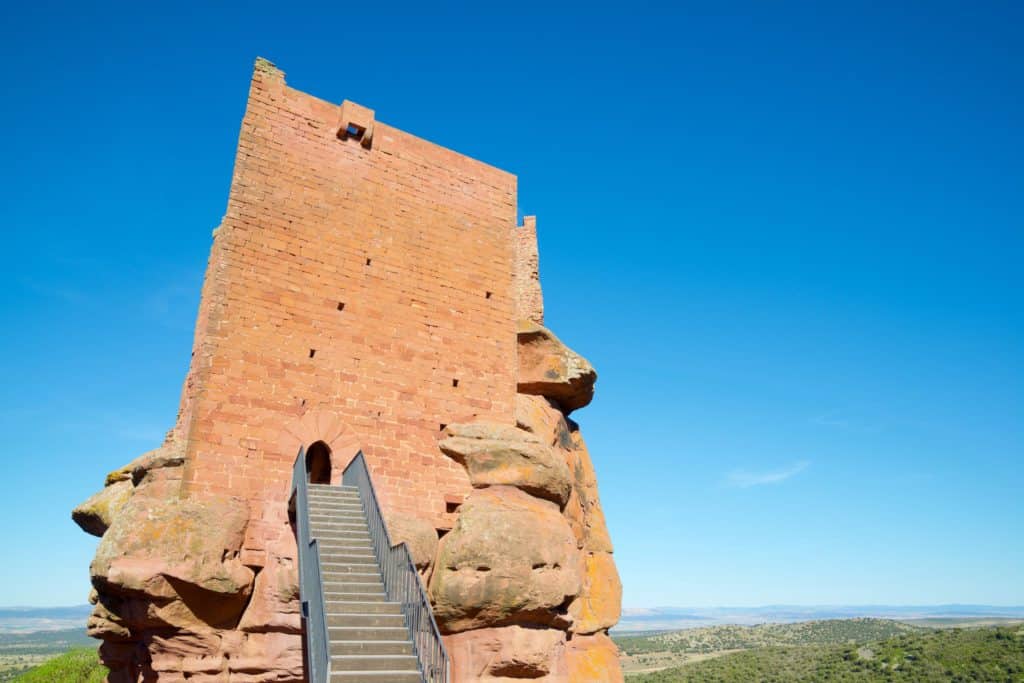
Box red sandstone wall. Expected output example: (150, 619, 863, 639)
(514, 215, 544, 324)
(176, 59, 519, 558)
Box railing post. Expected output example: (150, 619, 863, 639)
(343, 452, 450, 682)
(292, 447, 331, 683)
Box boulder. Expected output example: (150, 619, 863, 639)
(91, 491, 254, 630)
(440, 430, 572, 507)
(72, 479, 133, 537)
(385, 512, 440, 574)
(445, 625, 566, 681)
(429, 486, 580, 633)
(517, 321, 596, 413)
(568, 552, 622, 634)
(514, 394, 575, 450)
(565, 633, 623, 682)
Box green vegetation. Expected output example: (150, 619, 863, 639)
(627, 625, 1024, 682)
(617, 618, 919, 655)
(616, 618, 922, 673)
(0, 630, 96, 681)
(11, 647, 106, 682)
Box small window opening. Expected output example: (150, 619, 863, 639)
(337, 302, 346, 311)
(485, 291, 492, 299)
(452, 378, 459, 388)
(346, 123, 365, 139)
(445, 500, 460, 514)
(309, 349, 316, 358)
(365, 258, 372, 266)
(439, 423, 447, 431)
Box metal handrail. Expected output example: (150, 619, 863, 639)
(343, 452, 450, 683)
(291, 447, 331, 683)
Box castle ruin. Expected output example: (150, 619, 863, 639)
(74, 58, 622, 682)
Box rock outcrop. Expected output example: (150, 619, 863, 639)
(430, 323, 622, 680)
(429, 486, 580, 632)
(439, 424, 572, 506)
(517, 321, 597, 413)
(75, 442, 303, 681)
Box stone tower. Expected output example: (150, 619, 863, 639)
(74, 58, 622, 682)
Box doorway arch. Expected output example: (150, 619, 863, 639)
(305, 441, 332, 484)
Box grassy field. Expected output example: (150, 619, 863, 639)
(0, 629, 95, 682)
(11, 648, 106, 682)
(624, 624, 1024, 682)
(615, 618, 921, 674)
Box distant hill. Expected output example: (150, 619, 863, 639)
(617, 605, 1024, 632)
(627, 625, 1024, 682)
(0, 607, 90, 634)
(617, 618, 921, 655)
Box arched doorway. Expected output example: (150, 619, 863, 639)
(305, 441, 332, 484)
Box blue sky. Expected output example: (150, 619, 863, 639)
(1, 1, 1021, 608)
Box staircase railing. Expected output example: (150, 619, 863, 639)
(291, 446, 330, 683)
(343, 452, 450, 683)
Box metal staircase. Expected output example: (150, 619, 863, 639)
(291, 449, 450, 683)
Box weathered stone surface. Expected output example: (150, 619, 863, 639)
(386, 512, 440, 574)
(568, 430, 614, 553)
(517, 321, 596, 413)
(445, 625, 566, 681)
(429, 486, 580, 633)
(515, 394, 575, 450)
(444, 421, 540, 444)
(440, 429, 571, 506)
(565, 632, 623, 682)
(91, 489, 254, 630)
(72, 479, 133, 537)
(103, 440, 185, 487)
(237, 548, 301, 634)
(569, 552, 622, 634)
(86, 599, 131, 641)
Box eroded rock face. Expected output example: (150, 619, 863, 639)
(73, 480, 134, 537)
(385, 511, 440, 576)
(517, 321, 597, 413)
(569, 551, 622, 634)
(566, 632, 623, 682)
(445, 625, 567, 681)
(429, 486, 580, 633)
(92, 495, 253, 620)
(76, 440, 305, 681)
(237, 535, 301, 634)
(439, 423, 572, 506)
(433, 323, 622, 680)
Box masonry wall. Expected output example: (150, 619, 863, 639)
(175, 59, 519, 559)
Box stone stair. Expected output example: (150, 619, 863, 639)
(307, 484, 422, 683)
